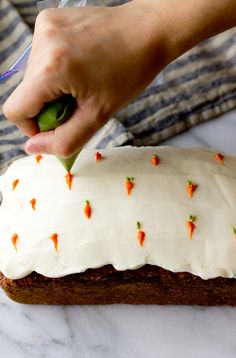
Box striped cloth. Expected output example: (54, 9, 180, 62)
(0, 0, 236, 175)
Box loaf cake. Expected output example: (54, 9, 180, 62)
(1, 146, 236, 305)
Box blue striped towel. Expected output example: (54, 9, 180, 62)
(1, 0, 236, 174)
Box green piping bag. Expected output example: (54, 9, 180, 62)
(37, 95, 78, 171)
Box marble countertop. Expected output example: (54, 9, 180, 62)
(1, 109, 236, 358)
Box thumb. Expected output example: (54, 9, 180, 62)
(25, 100, 104, 157)
(3, 76, 61, 137)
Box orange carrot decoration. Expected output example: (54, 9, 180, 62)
(30, 198, 36, 211)
(65, 171, 73, 190)
(186, 180, 198, 198)
(137, 221, 145, 247)
(186, 215, 196, 241)
(84, 200, 92, 219)
(126, 177, 134, 195)
(11, 233, 18, 251)
(50, 233, 58, 252)
(12, 179, 19, 191)
(152, 154, 160, 167)
(95, 151, 102, 161)
(35, 154, 42, 164)
(215, 152, 224, 163)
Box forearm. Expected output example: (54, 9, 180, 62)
(133, 0, 236, 63)
(168, 0, 236, 55)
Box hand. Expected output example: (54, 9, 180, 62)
(3, 2, 171, 158)
(4, 0, 236, 158)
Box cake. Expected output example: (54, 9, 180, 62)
(1, 146, 236, 305)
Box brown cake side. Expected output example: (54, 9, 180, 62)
(1, 264, 236, 305)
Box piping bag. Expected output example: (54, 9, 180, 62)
(37, 94, 78, 171)
(0, 0, 87, 172)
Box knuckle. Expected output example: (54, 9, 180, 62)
(35, 10, 59, 40)
(50, 46, 68, 66)
(43, 27, 58, 39)
(41, 46, 68, 79)
(36, 9, 55, 26)
(41, 61, 55, 79)
(35, 19, 58, 40)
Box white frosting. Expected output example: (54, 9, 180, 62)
(1, 146, 236, 280)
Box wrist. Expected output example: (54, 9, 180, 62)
(124, 0, 190, 73)
(131, 0, 236, 68)
(121, 0, 177, 75)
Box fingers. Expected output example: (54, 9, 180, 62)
(2, 79, 58, 137)
(25, 99, 106, 157)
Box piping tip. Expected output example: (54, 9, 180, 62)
(57, 152, 79, 172)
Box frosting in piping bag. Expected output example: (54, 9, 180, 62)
(1, 146, 236, 280)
